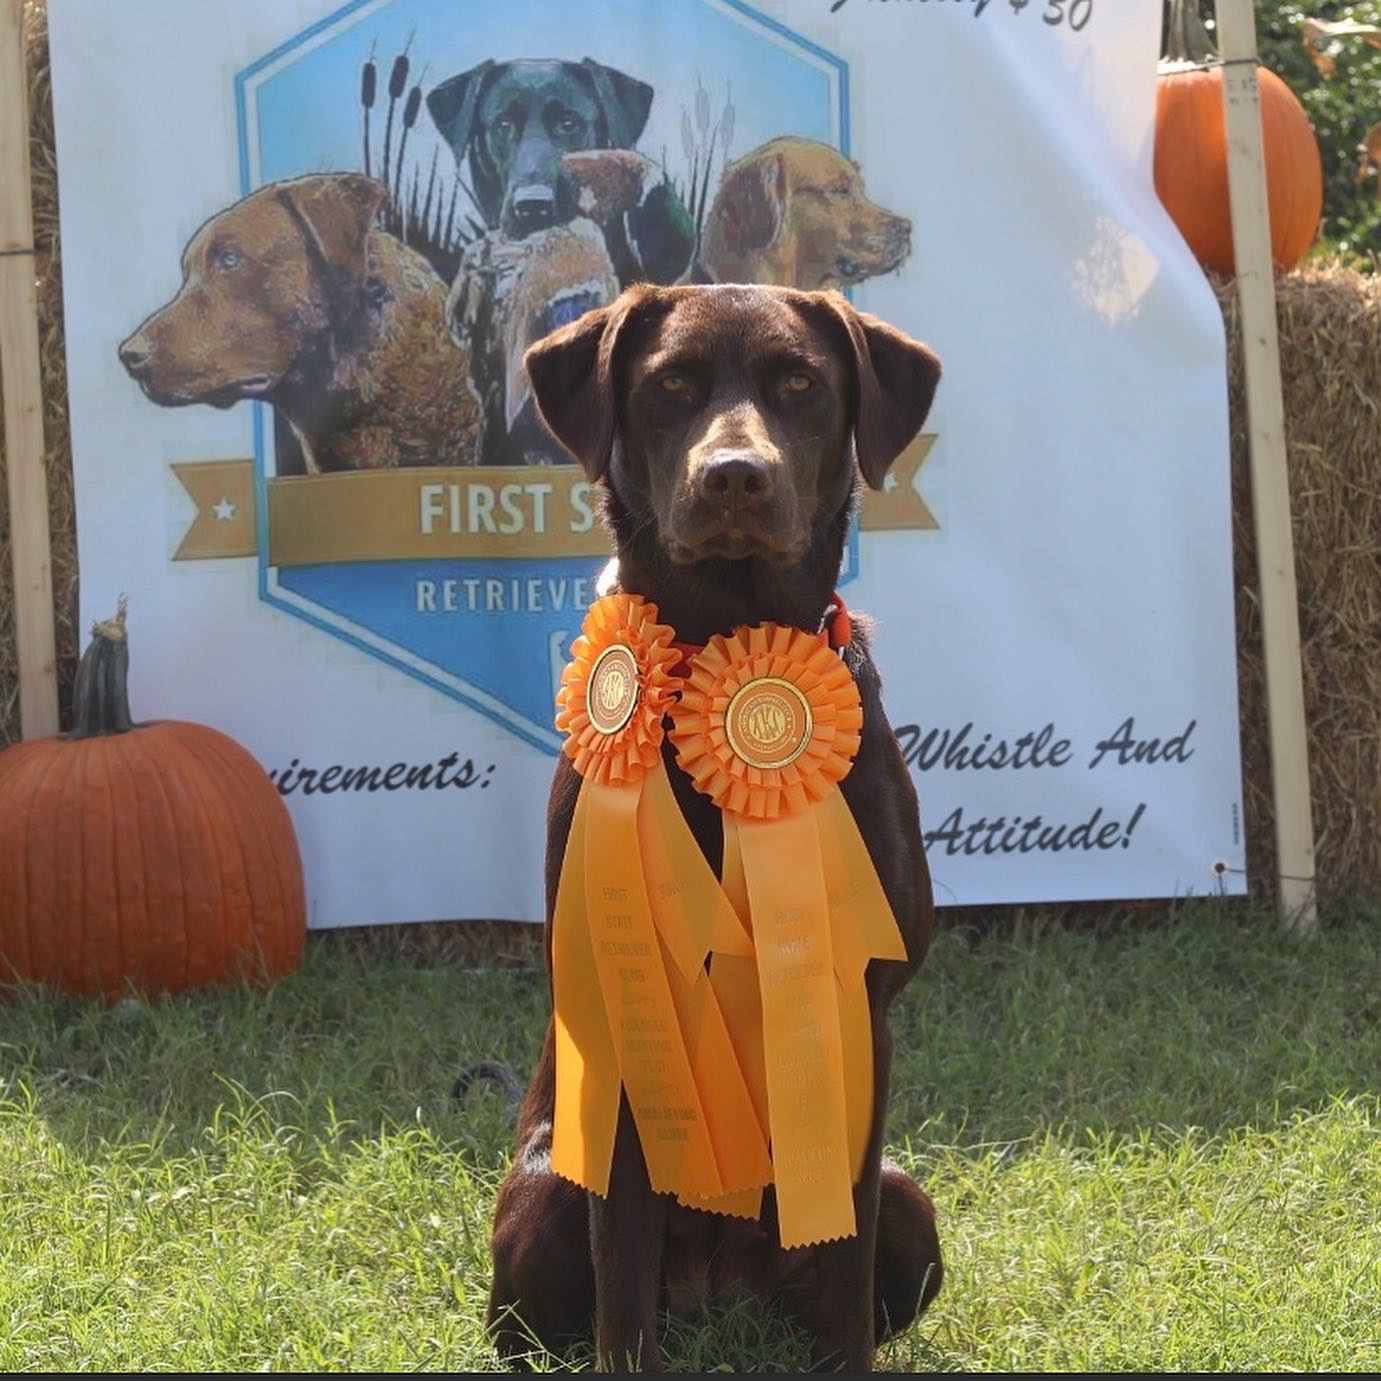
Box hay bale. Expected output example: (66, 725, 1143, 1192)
(0, 1, 78, 746)
(1221, 268, 1381, 906)
(3, 0, 1379, 929)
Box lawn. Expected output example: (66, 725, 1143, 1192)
(1, 905, 1378, 1372)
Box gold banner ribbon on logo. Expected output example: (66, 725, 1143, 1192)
(858, 432, 938, 532)
(172, 459, 258, 559)
(170, 437, 938, 563)
(266, 465, 611, 564)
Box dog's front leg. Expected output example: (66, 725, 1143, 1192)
(781, 1022, 896, 1371)
(801, 1162, 883, 1372)
(591, 1098, 666, 1371)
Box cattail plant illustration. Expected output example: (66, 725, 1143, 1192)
(357, 42, 475, 282)
(381, 44, 410, 193)
(392, 70, 425, 216)
(361, 43, 377, 178)
(677, 75, 736, 248)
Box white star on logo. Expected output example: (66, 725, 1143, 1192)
(212, 498, 236, 522)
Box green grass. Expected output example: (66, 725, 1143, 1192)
(1, 905, 1378, 1372)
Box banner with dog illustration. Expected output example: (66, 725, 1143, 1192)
(46, 0, 1247, 925)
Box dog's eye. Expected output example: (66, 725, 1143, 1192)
(214, 249, 243, 271)
(658, 372, 689, 394)
(784, 373, 814, 394)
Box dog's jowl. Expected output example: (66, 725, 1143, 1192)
(487, 284, 944, 1372)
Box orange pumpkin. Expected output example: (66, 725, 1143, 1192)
(0, 600, 305, 997)
(1155, 0, 1323, 275)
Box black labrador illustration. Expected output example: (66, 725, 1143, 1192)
(426, 57, 693, 285)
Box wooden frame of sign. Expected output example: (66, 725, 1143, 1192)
(1213, 0, 1318, 932)
(0, 0, 59, 740)
(0, 0, 1319, 926)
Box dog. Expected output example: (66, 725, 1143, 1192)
(119, 173, 480, 472)
(427, 58, 693, 282)
(489, 283, 944, 1371)
(698, 137, 912, 291)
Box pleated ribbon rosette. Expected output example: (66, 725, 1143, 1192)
(550, 594, 773, 1205)
(668, 623, 909, 1248)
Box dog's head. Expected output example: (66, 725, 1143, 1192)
(118, 174, 386, 408)
(427, 58, 653, 239)
(706, 137, 912, 291)
(525, 284, 939, 622)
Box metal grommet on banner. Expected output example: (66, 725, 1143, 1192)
(1178, 56, 1261, 72)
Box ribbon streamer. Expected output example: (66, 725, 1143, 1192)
(670, 623, 908, 1249)
(550, 596, 771, 1202)
(551, 599, 909, 1250)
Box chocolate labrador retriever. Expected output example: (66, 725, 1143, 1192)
(490, 283, 943, 1371)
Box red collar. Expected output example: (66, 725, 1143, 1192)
(670, 592, 852, 676)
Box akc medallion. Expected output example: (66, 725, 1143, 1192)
(586, 644, 640, 736)
(725, 677, 813, 770)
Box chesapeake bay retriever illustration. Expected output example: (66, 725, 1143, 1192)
(698, 136, 912, 291)
(426, 58, 693, 283)
(119, 173, 481, 472)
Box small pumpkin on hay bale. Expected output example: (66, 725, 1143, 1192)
(1155, 0, 1324, 275)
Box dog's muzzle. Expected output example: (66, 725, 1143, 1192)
(670, 450, 803, 564)
(508, 184, 558, 234)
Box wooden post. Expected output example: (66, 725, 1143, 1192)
(0, 0, 59, 740)
(1214, 0, 1317, 933)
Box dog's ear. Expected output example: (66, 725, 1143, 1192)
(580, 59, 653, 148)
(524, 289, 651, 481)
(818, 294, 941, 490)
(276, 174, 385, 297)
(713, 150, 786, 256)
(427, 61, 494, 155)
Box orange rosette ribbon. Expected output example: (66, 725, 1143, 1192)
(669, 624, 909, 1248)
(550, 594, 772, 1207)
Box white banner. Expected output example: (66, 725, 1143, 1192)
(48, 0, 1246, 924)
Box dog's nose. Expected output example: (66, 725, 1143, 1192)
(118, 334, 151, 375)
(699, 452, 774, 505)
(510, 185, 556, 232)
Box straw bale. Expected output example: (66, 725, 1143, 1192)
(0, 1, 78, 744)
(1221, 267, 1381, 907)
(3, 1, 1379, 942)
